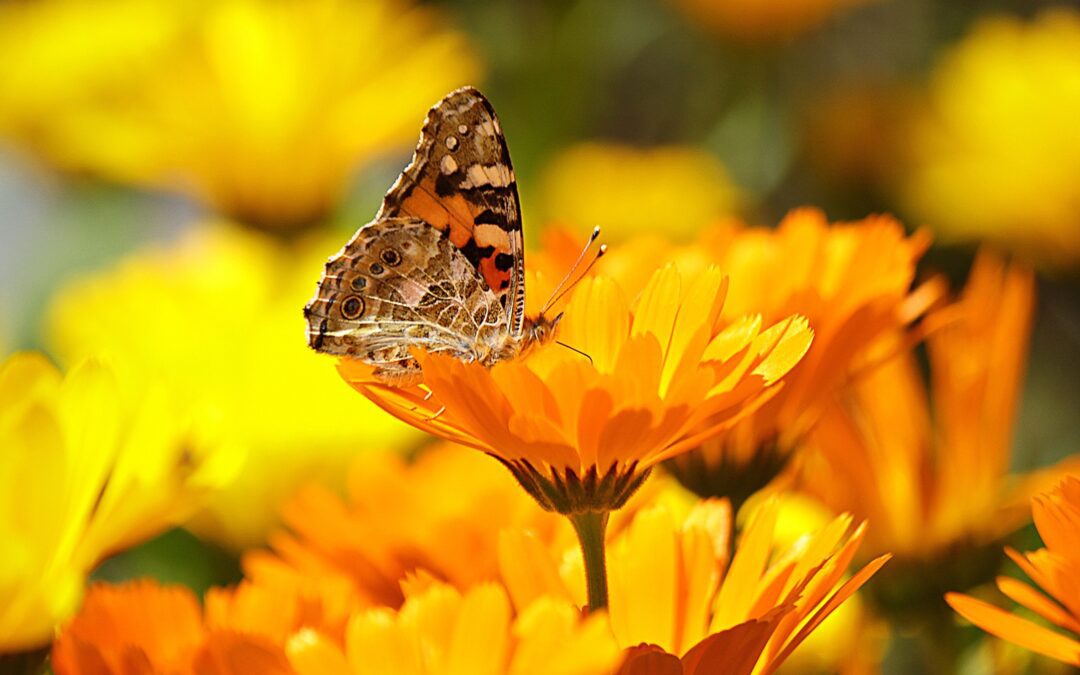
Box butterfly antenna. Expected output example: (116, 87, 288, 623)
(555, 340, 594, 365)
(541, 226, 605, 315)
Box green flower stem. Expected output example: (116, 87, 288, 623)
(569, 509, 610, 612)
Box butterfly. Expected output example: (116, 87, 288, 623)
(304, 87, 600, 385)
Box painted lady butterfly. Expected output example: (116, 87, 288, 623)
(304, 87, 597, 385)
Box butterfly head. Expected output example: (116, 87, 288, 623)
(525, 312, 563, 347)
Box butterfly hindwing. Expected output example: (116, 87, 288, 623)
(304, 216, 508, 384)
(378, 87, 526, 336)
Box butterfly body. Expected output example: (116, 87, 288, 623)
(305, 87, 558, 385)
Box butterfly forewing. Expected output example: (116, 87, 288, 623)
(377, 87, 526, 336)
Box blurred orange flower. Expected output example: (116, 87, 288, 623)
(671, 0, 869, 43)
(53, 580, 622, 675)
(0, 0, 480, 228)
(500, 498, 887, 674)
(802, 252, 1050, 559)
(948, 476, 1080, 667)
(244, 444, 563, 609)
(52, 581, 206, 675)
(339, 263, 812, 515)
(800, 252, 1080, 623)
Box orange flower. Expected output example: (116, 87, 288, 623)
(52, 581, 207, 675)
(52, 578, 357, 675)
(339, 264, 812, 515)
(54, 579, 623, 675)
(244, 444, 564, 609)
(499, 498, 887, 674)
(587, 209, 935, 510)
(947, 476, 1080, 666)
(801, 252, 1068, 561)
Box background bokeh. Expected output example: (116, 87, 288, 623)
(1, 0, 1079, 672)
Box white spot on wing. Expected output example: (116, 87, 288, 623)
(440, 155, 458, 175)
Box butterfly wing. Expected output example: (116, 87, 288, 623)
(304, 217, 509, 384)
(377, 87, 526, 337)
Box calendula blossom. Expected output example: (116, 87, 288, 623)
(584, 209, 935, 512)
(0, 353, 237, 655)
(499, 497, 887, 674)
(801, 252, 1079, 624)
(0, 0, 480, 229)
(901, 9, 1080, 268)
(47, 223, 418, 550)
(53, 580, 623, 675)
(534, 143, 743, 241)
(339, 262, 811, 610)
(947, 476, 1080, 667)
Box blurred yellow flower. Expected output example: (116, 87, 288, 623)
(0, 353, 235, 654)
(671, 0, 868, 43)
(534, 143, 742, 241)
(287, 583, 623, 675)
(902, 9, 1080, 268)
(46, 223, 418, 550)
(0, 0, 481, 229)
(948, 476, 1080, 667)
(500, 497, 887, 673)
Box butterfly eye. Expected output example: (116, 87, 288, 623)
(341, 296, 365, 320)
(381, 248, 402, 266)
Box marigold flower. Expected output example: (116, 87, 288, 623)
(535, 143, 743, 240)
(947, 476, 1080, 667)
(0, 353, 235, 654)
(801, 252, 1079, 618)
(671, 0, 868, 43)
(499, 497, 887, 673)
(0, 0, 480, 229)
(46, 223, 418, 549)
(901, 9, 1080, 268)
(286, 583, 623, 675)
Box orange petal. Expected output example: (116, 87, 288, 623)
(947, 592, 1080, 666)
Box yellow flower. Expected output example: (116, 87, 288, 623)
(670, 0, 868, 43)
(0, 0, 481, 229)
(287, 583, 623, 675)
(499, 496, 887, 673)
(0, 353, 235, 653)
(533, 143, 743, 241)
(948, 476, 1080, 667)
(901, 9, 1080, 268)
(46, 222, 418, 550)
